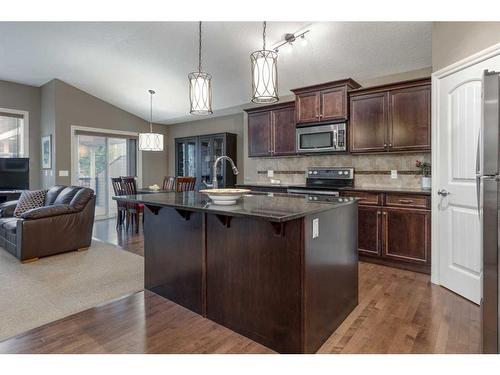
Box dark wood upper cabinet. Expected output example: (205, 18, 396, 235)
(246, 102, 296, 157)
(295, 92, 319, 124)
(349, 78, 431, 153)
(292, 79, 361, 125)
(350, 92, 388, 153)
(320, 86, 348, 121)
(389, 85, 431, 151)
(272, 105, 296, 156)
(247, 111, 272, 157)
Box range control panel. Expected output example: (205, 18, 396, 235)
(306, 167, 354, 180)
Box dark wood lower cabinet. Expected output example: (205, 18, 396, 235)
(358, 205, 382, 256)
(342, 190, 431, 274)
(382, 207, 430, 265)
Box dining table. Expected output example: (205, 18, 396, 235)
(136, 188, 175, 194)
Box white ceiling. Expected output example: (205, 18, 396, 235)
(0, 22, 432, 124)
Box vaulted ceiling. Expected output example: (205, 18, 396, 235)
(0, 22, 432, 124)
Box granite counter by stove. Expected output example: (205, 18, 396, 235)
(113, 191, 358, 353)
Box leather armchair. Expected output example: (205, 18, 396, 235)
(0, 186, 96, 262)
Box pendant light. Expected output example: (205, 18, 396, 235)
(189, 21, 213, 115)
(138, 90, 164, 152)
(250, 21, 278, 104)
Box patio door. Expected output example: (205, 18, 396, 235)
(75, 133, 137, 220)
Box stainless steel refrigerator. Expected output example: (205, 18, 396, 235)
(479, 69, 500, 354)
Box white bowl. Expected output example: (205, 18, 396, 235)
(199, 188, 251, 205)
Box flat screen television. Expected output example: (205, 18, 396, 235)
(0, 158, 29, 190)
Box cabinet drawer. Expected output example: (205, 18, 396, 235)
(342, 191, 381, 205)
(384, 194, 429, 209)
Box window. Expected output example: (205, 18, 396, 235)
(0, 109, 29, 157)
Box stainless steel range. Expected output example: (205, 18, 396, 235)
(287, 167, 354, 202)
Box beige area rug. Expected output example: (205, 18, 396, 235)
(0, 240, 144, 342)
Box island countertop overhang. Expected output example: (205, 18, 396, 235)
(113, 191, 358, 222)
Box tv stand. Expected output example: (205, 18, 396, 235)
(0, 190, 22, 204)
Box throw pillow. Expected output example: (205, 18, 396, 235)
(14, 190, 47, 217)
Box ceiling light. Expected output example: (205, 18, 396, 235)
(138, 90, 164, 152)
(273, 29, 310, 52)
(250, 21, 278, 104)
(189, 21, 213, 115)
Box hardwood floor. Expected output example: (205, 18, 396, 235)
(93, 217, 144, 256)
(0, 218, 480, 354)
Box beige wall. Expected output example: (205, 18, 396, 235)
(40, 81, 56, 189)
(166, 113, 245, 184)
(0, 80, 41, 189)
(432, 22, 500, 71)
(40, 79, 168, 188)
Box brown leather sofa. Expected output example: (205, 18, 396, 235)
(0, 186, 96, 262)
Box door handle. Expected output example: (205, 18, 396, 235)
(475, 131, 482, 217)
(437, 189, 450, 197)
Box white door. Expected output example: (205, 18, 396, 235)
(435, 52, 500, 304)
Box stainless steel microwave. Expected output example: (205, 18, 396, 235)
(296, 123, 347, 153)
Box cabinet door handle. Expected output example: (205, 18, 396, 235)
(398, 199, 414, 204)
(377, 211, 381, 215)
(382, 212, 387, 216)
(384, 143, 387, 148)
(389, 143, 393, 147)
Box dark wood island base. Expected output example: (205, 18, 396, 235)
(119, 192, 358, 353)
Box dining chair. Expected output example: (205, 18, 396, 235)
(111, 177, 127, 228)
(120, 176, 144, 233)
(162, 176, 176, 190)
(176, 177, 196, 192)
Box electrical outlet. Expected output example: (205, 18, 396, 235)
(312, 218, 319, 238)
(391, 170, 398, 179)
(267, 170, 274, 178)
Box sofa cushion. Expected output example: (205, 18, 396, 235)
(21, 204, 76, 220)
(0, 200, 17, 217)
(13, 190, 47, 217)
(45, 185, 67, 206)
(69, 187, 94, 210)
(53, 186, 82, 206)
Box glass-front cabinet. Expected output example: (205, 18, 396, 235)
(175, 133, 237, 190)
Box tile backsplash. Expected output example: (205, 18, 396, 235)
(244, 152, 431, 189)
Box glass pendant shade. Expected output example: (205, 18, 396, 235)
(139, 132, 164, 152)
(189, 71, 213, 114)
(250, 49, 278, 103)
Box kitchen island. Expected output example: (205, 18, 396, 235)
(114, 191, 358, 353)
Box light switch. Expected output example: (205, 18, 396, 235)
(58, 170, 69, 177)
(267, 170, 274, 178)
(312, 218, 319, 238)
(391, 170, 398, 179)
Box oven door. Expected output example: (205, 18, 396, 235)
(296, 124, 336, 153)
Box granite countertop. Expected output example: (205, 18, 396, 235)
(338, 186, 432, 195)
(113, 191, 357, 222)
(237, 182, 306, 188)
(238, 183, 431, 195)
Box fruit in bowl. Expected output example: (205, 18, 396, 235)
(148, 184, 160, 190)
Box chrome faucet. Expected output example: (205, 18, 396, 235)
(204, 156, 239, 189)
